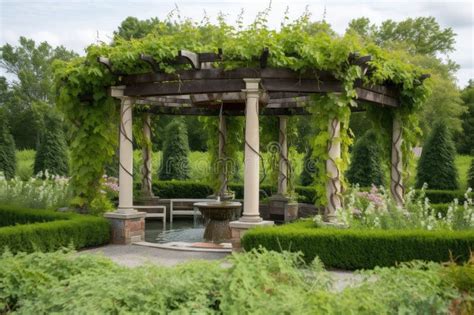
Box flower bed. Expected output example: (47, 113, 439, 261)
(0, 205, 110, 253)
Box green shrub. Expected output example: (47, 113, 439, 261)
(159, 119, 190, 180)
(347, 130, 385, 187)
(151, 180, 213, 198)
(0, 206, 110, 253)
(0, 249, 464, 314)
(33, 114, 69, 177)
(416, 122, 459, 189)
(241, 220, 474, 269)
(0, 112, 16, 179)
(468, 159, 474, 189)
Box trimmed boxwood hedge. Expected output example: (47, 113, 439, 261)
(148, 181, 317, 203)
(146, 181, 470, 206)
(0, 206, 110, 253)
(241, 220, 474, 270)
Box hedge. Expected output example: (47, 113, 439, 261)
(146, 181, 470, 206)
(241, 220, 474, 270)
(147, 181, 317, 203)
(0, 206, 110, 253)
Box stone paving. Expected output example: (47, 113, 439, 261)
(80, 244, 228, 267)
(80, 244, 360, 291)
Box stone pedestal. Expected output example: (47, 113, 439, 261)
(268, 194, 298, 223)
(229, 220, 274, 251)
(104, 211, 146, 244)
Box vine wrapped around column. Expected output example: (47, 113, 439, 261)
(391, 117, 404, 206)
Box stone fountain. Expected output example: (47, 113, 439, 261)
(194, 197, 241, 242)
(194, 105, 243, 242)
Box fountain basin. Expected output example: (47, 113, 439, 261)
(194, 201, 242, 242)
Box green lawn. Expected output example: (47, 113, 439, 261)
(16, 149, 472, 189)
(456, 154, 473, 190)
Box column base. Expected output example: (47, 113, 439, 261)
(104, 211, 146, 245)
(268, 194, 298, 223)
(229, 219, 274, 252)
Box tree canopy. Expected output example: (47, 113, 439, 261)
(0, 37, 76, 149)
(347, 16, 456, 56)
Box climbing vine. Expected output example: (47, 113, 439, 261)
(53, 11, 429, 210)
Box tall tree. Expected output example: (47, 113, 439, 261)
(455, 80, 474, 154)
(159, 119, 190, 180)
(468, 159, 474, 189)
(0, 37, 76, 149)
(416, 122, 459, 190)
(347, 16, 456, 55)
(346, 17, 465, 138)
(0, 109, 16, 179)
(347, 130, 385, 187)
(34, 113, 69, 177)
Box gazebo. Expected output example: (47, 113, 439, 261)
(98, 49, 413, 245)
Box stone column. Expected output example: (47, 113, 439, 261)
(229, 79, 273, 251)
(390, 117, 404, 206)
(278, 116, 288, 196)
(241, 78, 262, 222)
(105, 87, 145, 245)
(325, 117, 343, 221)
(141, 112, 154, 197)
(117, 97, 135, 213)
(218, 112, 228, 196)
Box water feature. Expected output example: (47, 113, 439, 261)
(145, 218, 205, 243)
(194, 201, 242, 242)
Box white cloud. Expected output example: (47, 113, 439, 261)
(0, 0, 472, 85)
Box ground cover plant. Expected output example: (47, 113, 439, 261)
(0, 249, 472, 314)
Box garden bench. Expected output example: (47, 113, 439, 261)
(169, 199, 214, 223)
(133, 205, 166, 230)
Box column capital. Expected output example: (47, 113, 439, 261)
(242, 78, 261, 94)
(110, 86, 135, 103)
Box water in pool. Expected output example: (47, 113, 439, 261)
(145, 217, 206, 243)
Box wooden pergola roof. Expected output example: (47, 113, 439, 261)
(100, 49, 405, 116)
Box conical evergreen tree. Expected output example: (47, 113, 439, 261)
(346, 129, 385, 187)
(416, 122, 459, 189)
(468, 159, 474, 189)
(159, 119, 190, 180)
(34, 114, 69, 176)
(0, 111, 16, 179)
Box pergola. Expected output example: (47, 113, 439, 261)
(101, 49, 408, 242)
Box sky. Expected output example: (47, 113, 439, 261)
(0, 0, 473, 86)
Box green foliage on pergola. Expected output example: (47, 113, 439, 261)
(53, 14, 430, 210)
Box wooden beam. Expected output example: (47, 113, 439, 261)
(262, 78, 343, 93)
(119, 68, 335, 85)
(124, 79, 246, 96)
(146, 106, 311, 116)
(355, 88, 398, 107)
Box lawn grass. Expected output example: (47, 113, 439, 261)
(15, 150, 35, 180)
(456, 154, 473, 190)
(15, 149, 472, 189)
